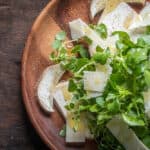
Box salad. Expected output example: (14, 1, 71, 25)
(37, 1, 150, 150)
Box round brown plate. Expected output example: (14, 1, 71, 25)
(21, 0, 148, 149)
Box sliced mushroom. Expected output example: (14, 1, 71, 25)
(37, 64, 65, 113)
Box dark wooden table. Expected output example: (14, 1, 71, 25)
(0, 0, 50, 149)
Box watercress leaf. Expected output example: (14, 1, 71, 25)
(59, 125, 66, 137)
(55, 31, 66, 41)
(96, 45, 104, 52)
(95, 23, 108, 39)
(92, 52, 109, 65)
(112, 31, 130, 41)
(89, 104, 99, 113)
(106, 93, 116, 101)
(96, 97, 105, 107)
(68, 79, 77, 92)
(107, 100, 120, 113)
(72, 45, 89, 58)
(97, 113, 110, 124)
(52, 39, 62, 50)
(145, 25, 150, 35)
(144, 70, 150, 87)
(122, 113, 145, 126)
(83, 36, 93, 45)
(143, 135, 150, 148)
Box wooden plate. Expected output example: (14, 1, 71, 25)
(21, 0, 148, 149)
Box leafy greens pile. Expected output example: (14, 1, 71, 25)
(50, 24, 150, 150)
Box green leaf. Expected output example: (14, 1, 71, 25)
(68, 79, 77, 92)
(122, 113, 145, 126)
(144, 70, 150, 87)
(107, 100, 120, 113)
(92, 49, 110, 65)
(127, 48, 148, 64)
(52, 39, 62, 50)
(97, 113, 110, 124)
(145, 25, 150, 35)
(72, 45, 89, 58)
(143, 135, 150, 148)
(112, 31, 130, 41)
(106, 93, 116, 101)
(55, 31, 66, 41)
(83, 36, 93, 45)
(89, 104, 99, 113)
(96, 97, 105, 107)
(90, 23, 108, 39)
(96, 45, 104, 52)
(59, 125, 66, 137)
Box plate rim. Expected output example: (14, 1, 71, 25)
(21, 0, 59, 149)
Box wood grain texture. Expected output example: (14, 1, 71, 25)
(0, 0, 49, 149)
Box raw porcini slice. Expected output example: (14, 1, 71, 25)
(98, 2, 139, 35)
(37, 64, 65, 113)
(107, 117, 149, 150)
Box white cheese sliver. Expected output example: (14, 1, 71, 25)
(90, 0, 145, 20)
(99, 2, 138, 35)
(107, 117, 149, 150)
(37, 64, 64, 113)
(83, 71, 107, 92)
(129, 2, 150, 31)
(66, 117, 85, 143)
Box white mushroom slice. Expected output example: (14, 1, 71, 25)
(143, 89, 150, 118)
(69, 18, 106, 56)
(90, 0, 106, 19)
(53, 82, 73, 119)
(66, 113, 85, 143)
(90, 0, 145, 19)
(99, 2, 139, 35)
(37, 64, 65, 113)
(83, 71, 107, 92)
(107, 117, 149, 150)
